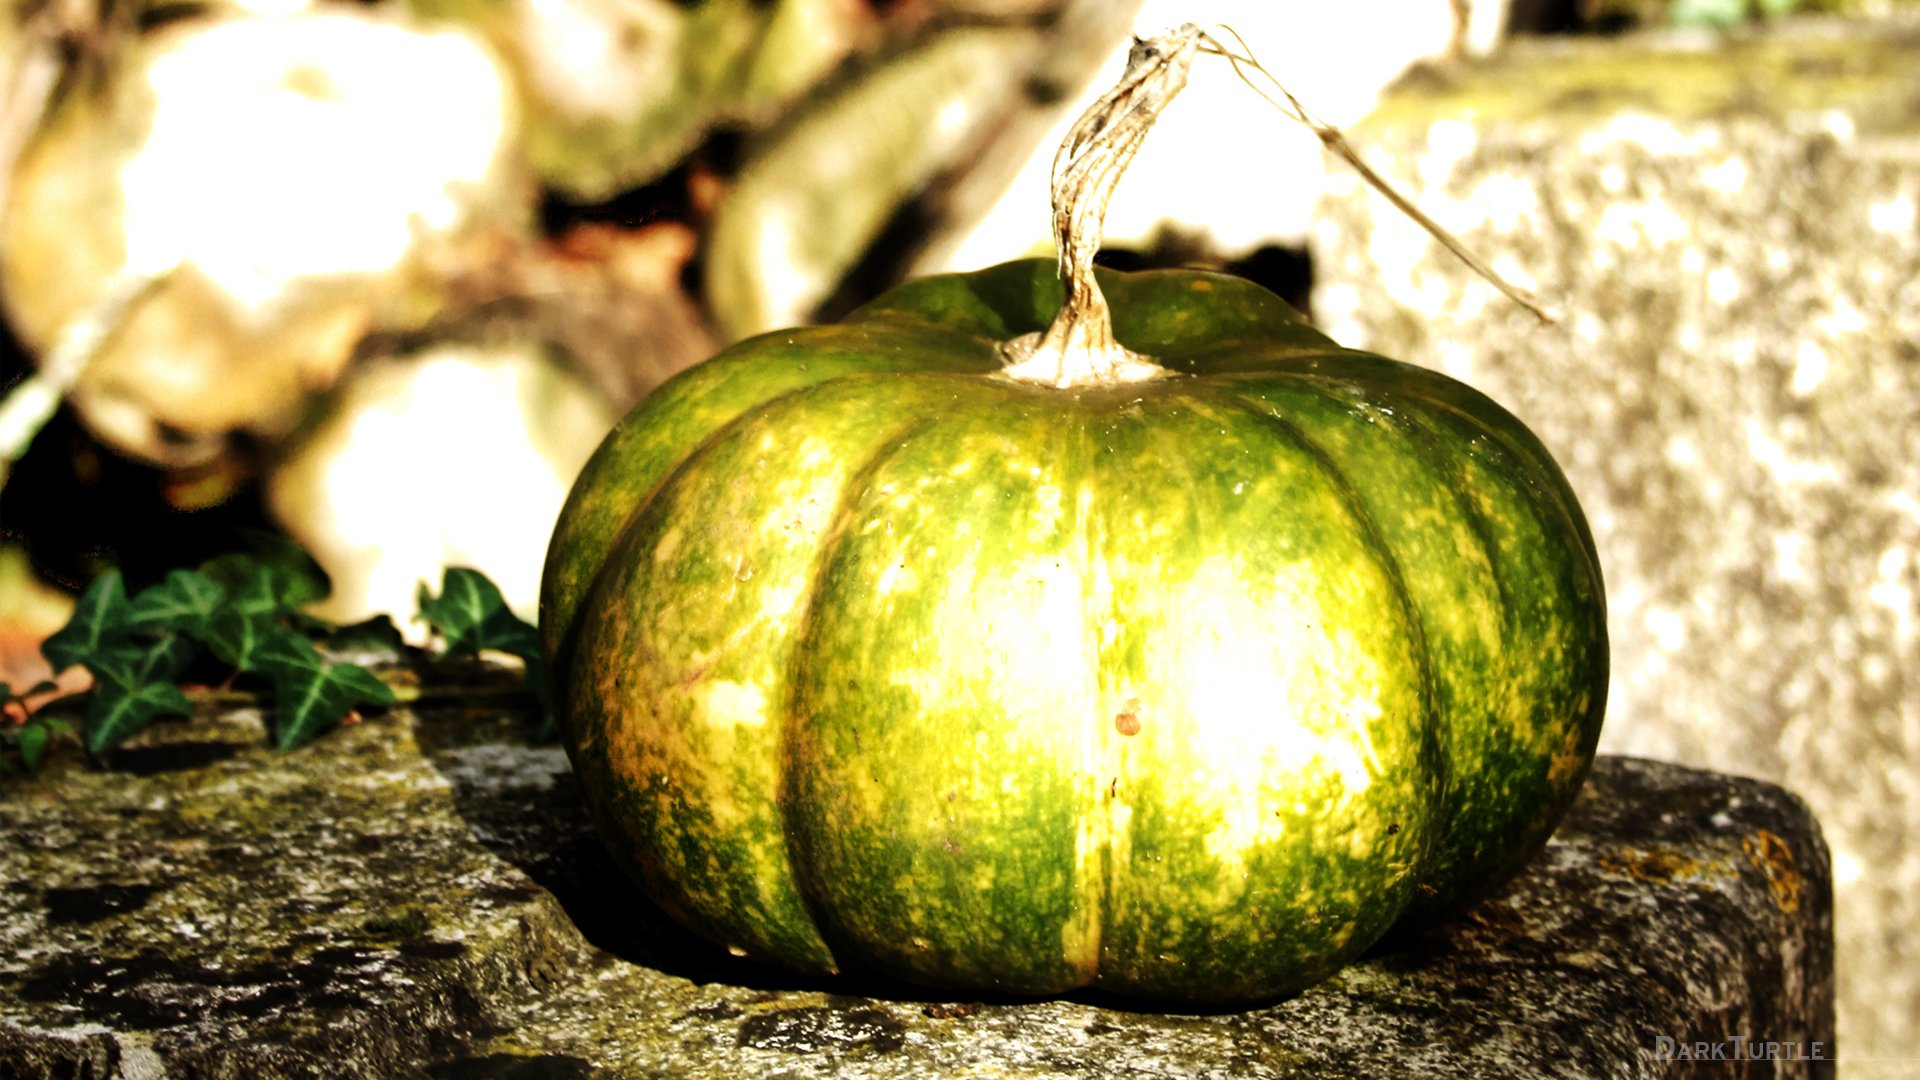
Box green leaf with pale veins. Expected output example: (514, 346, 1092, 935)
(198, 530, 331, 605)
(417, 567, 549, 736)
(126, 569, 226, 637)
(76, 628, 199, 755)
(254, 629, 395, 749)
(88, 632, 197, 688)
(417, 567, 539, 658)
(213, 562, 329, 619)
(42, 571, 130, 673)
(84, 671, 192, 754)
(205, 609, 277, 672)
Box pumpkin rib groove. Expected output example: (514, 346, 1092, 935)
(1228, 374, 1603, 918)
(591, 367, 964, 597)
(1189, 359, 1574, 513)
(574, 372, 987, 975)
(1350, 390, 1605, 917)
(1201, 385, 1436, 645)
(1080, 398, 1214, 995)
(1061, 407, 1109, 987)
(1201, 388, 1450, 842)
(542, 341, 1002, 706)
(1410, 395, 1597, 583)
(1345, 365, 1604, 601)
(778, 387, 1117, 993)
(1076, 389, 1442, 998)
(595, 371, 891, 563)
(774, 400, 965, 976)
(543, 369, 879, 729)
(1203, 362, 1603, 647)
(1385, 397, 1521, 632)
(1204, 386, 1436, 648)
(1282, 387, 1519, 912)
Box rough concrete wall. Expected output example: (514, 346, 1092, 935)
(1310, 19, 1920, 1067)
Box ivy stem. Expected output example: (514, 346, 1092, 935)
(999, 25, 1205, 389)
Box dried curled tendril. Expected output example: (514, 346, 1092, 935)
(1001, 22, 1558, 391)
(1198, 23, 1559, 324)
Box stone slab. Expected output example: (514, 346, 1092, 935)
(1, 689, 1832, 1078)
(1307, 17, 1920, 1065)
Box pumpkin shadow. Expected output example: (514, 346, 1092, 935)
(416, 712, 1016, 1003)
(416, 714, 813, 993)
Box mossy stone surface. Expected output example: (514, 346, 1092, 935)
(2, 684, 1831, 1077)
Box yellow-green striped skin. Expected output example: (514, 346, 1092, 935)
(540, 260, 1607, 1002)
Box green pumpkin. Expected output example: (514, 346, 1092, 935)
(540, 258, 1607, 1001)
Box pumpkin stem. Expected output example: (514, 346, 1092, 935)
(998, 26, 1206, 389)
(1000, 22, 1559, 383)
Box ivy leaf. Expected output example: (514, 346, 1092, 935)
(17, 723, 48, 769)
(211, 562, 329, 619)
(77, 631, 199, 754)
(204, 609, 277, 672)
(199, 531, 330, 605)
(417, 568, 539, 659)
(84, 670, 192, 754)
(42, 571, 130, 673)
(224, 566, 295, 616)
(254, 629, 395, 749)
(242, 528, 332, 598)
(126, 569, 226, 638)
(417, 567, 548, 736)
(17, 716, 74, 770)
(88, 632, 198, 689)
(232, 565, 336, 638)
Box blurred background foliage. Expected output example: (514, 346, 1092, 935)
(0, 0, 1906, 688)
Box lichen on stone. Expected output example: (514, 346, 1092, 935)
(2, 679, 1831, 1076)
